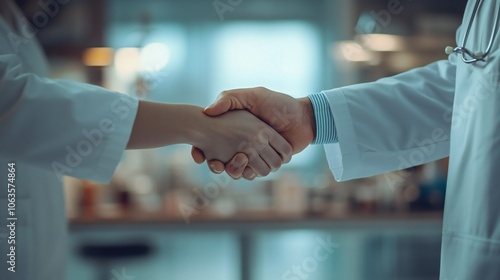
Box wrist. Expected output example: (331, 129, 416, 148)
(298, 97, 316, 145)
(128, 102, 213, 149)
(178, 105, 211, 147)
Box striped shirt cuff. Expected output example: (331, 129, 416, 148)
(308, 92, 338, 144)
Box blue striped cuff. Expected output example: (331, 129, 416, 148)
(308, 92, 338, 144)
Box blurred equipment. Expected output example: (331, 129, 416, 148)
(79, 240, 154, 280)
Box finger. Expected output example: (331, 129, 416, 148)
(225, 153, 249, 178)
(204, 88, 260, 116)
(248, 156, 272, 177)
(207, 160, 225, 174)
(259, 145, 282, 172)
(191, 147, 206, 164)
(228, 173, 242, 180)
(257, 126, 292, 164)
(268, 131, 293, 164)
(242, 167, 258, 181)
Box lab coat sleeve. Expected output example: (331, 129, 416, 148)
(0, 54, 139, 183)
(323, 54, 457, 181)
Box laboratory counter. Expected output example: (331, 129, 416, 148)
(67, 212, 443, 280)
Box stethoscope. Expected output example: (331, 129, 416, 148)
(445, 0, 500, 64)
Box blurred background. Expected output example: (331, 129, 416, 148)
(14, 0, 467, 279)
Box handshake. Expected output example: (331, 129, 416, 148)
(128, 87, 316, 181)
(191, 87, 316, 180)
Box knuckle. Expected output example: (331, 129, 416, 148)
(258, 127, 273, 140)
(219, 90, 233, 99)
(284, 144, 293, 158)
(271, 159, 281, 170)
(246, 149, 259, 161)
(260, 168, 271, 177)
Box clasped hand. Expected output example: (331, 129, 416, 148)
(192, 87, 316, 180)
(193, 109, 292, 178)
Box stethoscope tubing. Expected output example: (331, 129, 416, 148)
(449, 0, 500, 64)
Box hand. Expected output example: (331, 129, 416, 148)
(191, 87, 316, 179)
(126, 101, 292, 176)
(193, 109, 293, 176)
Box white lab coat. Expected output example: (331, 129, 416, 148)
(0, 1, 138, 279)
(324, 0, 500, 279)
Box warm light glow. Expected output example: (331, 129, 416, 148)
(336, 41, 375, 62)
(114, 47, 140, 80)
(113, 44, 170, 80)
(82, 47, 114, 66)
(139, 43, 170, 72)
(387, 52, 420, 72)
(356, 34, 405, 52)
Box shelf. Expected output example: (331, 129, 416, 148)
(69, 211, 443, 230)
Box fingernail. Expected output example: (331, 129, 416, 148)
(232, 161, 244, 170)
(210, 164, 223, 174)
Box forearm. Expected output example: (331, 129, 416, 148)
(322, 59, 456, 181)
(127, 100, 206, 149)
(130, 100, 292, 176)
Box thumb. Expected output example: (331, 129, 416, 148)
(204, 96, 233, 116)
(204, 91, 249, 116)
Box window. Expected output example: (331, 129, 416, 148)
(210, 21, 322, 99)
